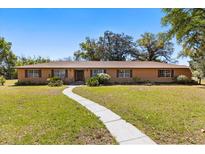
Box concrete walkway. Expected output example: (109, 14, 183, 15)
(63, 86, 156, 145)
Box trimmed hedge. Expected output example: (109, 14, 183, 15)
(15, 80, 47, 86)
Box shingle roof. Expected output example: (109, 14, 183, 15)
(16, 61, 190, 69)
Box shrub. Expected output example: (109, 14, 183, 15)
(176, 75, 190, 84)
(144, 80, 153, 86)
(133, 76, 141, 83)
(190, 79, 199, 85)
(0, 76, 6, 86)
(86, 77, 99, 86)
(47, 77, 63, 87)
(15, 80, 47, 86)
(96, 73, 111, 84)
(15, 80, 31, 86)
(192, 70, 204, 84)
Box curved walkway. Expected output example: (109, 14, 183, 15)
(63, 86, 156, 145)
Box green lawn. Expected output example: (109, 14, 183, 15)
(73, 84, 205, 144)
(0, 80, 115, 144)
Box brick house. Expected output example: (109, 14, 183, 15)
(16, 61, 192, 84)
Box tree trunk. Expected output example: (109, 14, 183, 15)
(199, 78, 201, 85)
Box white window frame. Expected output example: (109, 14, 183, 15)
(27, 69, 40, 78)
(118, 69, 131, 78)
(54, 69, 66, 78)
(159, 70, 171, 77)
(92, 69, 105, 76)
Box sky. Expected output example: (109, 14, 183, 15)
(0, 8, 189, 65)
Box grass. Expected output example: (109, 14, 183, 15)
(73, 84, 205, 144)
(0, 80, 116, 144)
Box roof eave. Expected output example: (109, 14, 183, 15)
(15, 66, 190, 69)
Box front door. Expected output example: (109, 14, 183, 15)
(75, 70, 84, 81)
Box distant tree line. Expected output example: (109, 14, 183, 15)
(16, 55, 51, 66)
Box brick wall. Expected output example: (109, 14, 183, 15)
(17, 68, 192, 84)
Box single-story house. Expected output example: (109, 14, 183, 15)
(16, 61, 192, 84)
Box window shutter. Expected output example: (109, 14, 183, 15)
(158, 70, 160, 77)
(25, 70, 28, 78)
(104, 69, 106, 73)
(65, 70, 68, 78)
(51, 69, 54, 77)
(39, 70, 42, 78)
(90, 70, 93, 77)
(171, 70, 174, 77)
(117, 70, 119, 78)
(130, 70, 132, 78)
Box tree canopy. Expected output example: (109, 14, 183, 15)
(74, 31, 174, 62)
(74, 31, 137, 61)
(74, 37, 102, 61)
(0, 37, 17, 79)
(131, 32, 174, 62)
(162, 8, 205, 79)
(97, 31, 136, 61)
(162, 9, 205, 57)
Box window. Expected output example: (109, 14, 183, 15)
(53, 69, 66, 78)
(118, 69, 132, 78)
(158, 70, 172, 77)
(92, 69, 105, 76)
(26, 70, 41, 78)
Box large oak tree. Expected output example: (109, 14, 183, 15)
(74, 37, 102, 61)
(162, 8, 205, 81)
(131, 32, 174, 62)
(74, 31, 137, 61)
